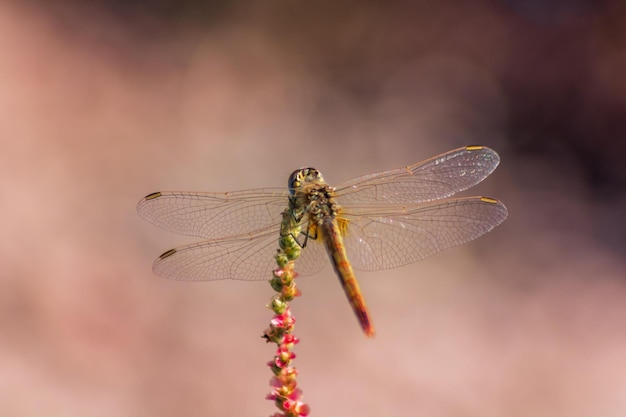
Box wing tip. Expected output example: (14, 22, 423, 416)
(465, 145, 501, 173)
(137, 192, 162, 214)
(479, 196, 509, 225)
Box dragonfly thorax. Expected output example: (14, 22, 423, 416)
(299, 183, 340, 226)
(287, 167, 340, 229)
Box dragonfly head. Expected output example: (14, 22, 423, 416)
(288, 167, 324, 194)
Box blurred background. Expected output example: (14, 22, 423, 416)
(1, 0, 625, 416)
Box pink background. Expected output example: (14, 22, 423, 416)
(1, 1, 625, 416)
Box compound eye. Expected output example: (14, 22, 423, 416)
(288, 169, 303, 194)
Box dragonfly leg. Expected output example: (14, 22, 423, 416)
(299, 223, 320, 248)
(283, 223, 317, 249)
(290, 227, 311, 249)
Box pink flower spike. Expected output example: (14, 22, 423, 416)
(267, 217, 308, 417)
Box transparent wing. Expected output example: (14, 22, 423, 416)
(136, 188, 289, 239)
(334, 146, 501, 205)
(152, 225, 329, 281)
(340, 196, 508, 271)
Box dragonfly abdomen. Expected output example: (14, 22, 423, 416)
(320, 216, 375, 337)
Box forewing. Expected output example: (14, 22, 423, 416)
(340, 197, 508, 271)
(153, 226, 329, 281)
(137, 188, 288, 239)
(334, 146, 501, 205)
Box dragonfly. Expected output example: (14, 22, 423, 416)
(137, 145, 508, 337)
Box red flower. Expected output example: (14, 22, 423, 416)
(282, 399, 311, 416)
(274, 347, 295, 368)
(282, 334, 299, 346)
(270, 309, 296, 329)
